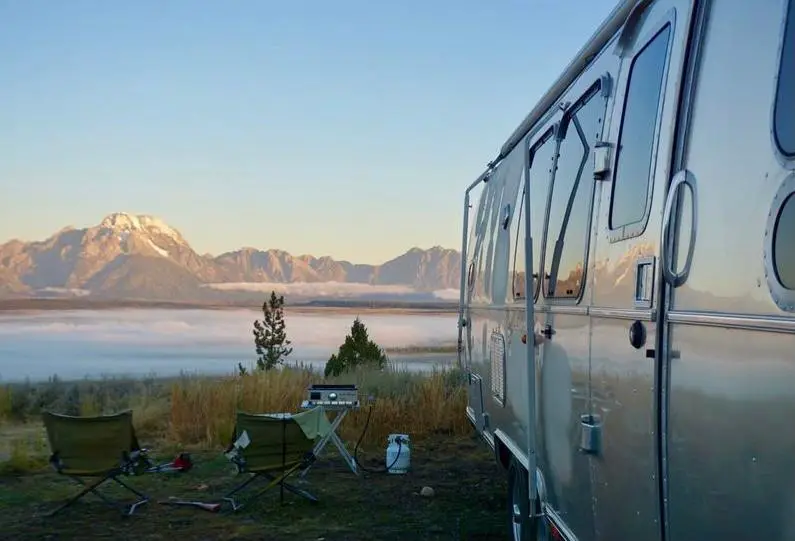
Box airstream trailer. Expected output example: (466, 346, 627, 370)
(456, 0, 795, 540)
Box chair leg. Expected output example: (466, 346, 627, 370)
(261, 472, 318, 504)
(48, 475, 150, 517)
(239, 475, 289, 509)
(46, 476, 111, 517)
(222, 473, 263, 512)
(223, 465, 317, 512)
(111, 477, 150, 515)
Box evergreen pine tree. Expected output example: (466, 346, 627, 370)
(252, 291, 293, 371)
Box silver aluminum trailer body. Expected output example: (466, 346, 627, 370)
(458, 0, 795, 540)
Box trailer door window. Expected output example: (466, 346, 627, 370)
(774, 0, 795, 157)
(609, 24, 672, 234)
(543, 85, 605, 299)
(513, 129, 556, 301)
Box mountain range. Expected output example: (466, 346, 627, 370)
(0, 213, 462, 303)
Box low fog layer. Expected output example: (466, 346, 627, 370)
(0, 309, 458, 382)
(202, 281, 460, 301)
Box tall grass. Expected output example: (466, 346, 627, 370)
(0, 375, 172, 441)
(0, 365, 471, 469)
(0, 429, 48, 474)
(168, 366, 470, 449)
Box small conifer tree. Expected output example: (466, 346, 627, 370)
(324, 317, 388, 377)
(251, 291, 293, 371)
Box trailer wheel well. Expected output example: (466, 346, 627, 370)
(494, 437, 512, 470)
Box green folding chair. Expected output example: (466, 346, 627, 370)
(42, 409, 152, 517)
(223, 408, 331, 511)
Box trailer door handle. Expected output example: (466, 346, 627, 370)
(661, 169, 698, 288)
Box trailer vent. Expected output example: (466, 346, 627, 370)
(490, 331, 506, 405)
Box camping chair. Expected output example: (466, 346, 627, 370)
(42, 409, 152, 517)
(223, 408, 331, 511)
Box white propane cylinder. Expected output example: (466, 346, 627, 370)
(386, 433, 411, 474)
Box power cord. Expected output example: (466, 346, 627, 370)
(352, 400, 404, 474)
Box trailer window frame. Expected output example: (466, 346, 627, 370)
(773, 194, 795, 291)
(512, 126, 557, 303)
(509, 175, 527, 304)
(773, 0, 795, 162)
(541, 80, 607, 301)
(466, 180, 491, 304)
(765, 173, 795, 312)
(465, 181, 487, 301)
(607, 20, 674, 243)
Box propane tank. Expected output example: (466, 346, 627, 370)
(385, 433, 411, 474)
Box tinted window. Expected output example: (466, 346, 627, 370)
(609, 24, 671, 230)
(513, 131, 556, 300)
(774, 193, 795, 290)
(774, 0, 795, 157)
(543, 87, 605, 298)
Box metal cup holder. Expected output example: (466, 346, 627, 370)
(580, 413, 602, 455)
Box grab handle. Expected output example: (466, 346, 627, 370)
(661, 170, 697, 288)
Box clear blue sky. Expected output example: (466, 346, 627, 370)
(0, 0, 617, 264)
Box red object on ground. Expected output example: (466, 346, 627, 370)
(172, 453, 193, 472)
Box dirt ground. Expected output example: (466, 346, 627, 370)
(0, 434, 510, 541)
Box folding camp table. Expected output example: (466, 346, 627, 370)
(298, 400, 359, 477)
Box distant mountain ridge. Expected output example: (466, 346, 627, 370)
(0, 213, 461, 302)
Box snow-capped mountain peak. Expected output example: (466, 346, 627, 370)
(99, 212, 184, 243)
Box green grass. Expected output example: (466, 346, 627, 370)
(0, 434, 509, 541)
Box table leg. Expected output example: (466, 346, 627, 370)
(311, 409, 346, 458)
(300, 409, 359, 477)
(327, 428, 358, 474)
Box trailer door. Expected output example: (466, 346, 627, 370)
(587, 1, 695, 540)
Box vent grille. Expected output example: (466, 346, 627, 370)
(490, 332, 506, 404)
